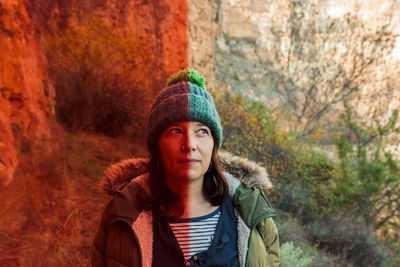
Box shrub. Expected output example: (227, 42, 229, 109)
(214, 90, 399, 265)
(277, 213, 352, 266)
(334, 103, 400, 229)
(308, 213, 389, 266)
(47, 19, 154, 138)
(215, 90, 338, 218)
(280, 241, 315, 267)
(290, 148, 339, 217)
(275, 214, 310, 246)
(213, 90, 293, 181)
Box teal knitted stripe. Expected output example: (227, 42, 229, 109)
(188, 83, 222, 149)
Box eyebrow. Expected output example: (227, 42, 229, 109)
(193, 122, 206, 127)
(166, 121, 207, 129)
(167, 122, 184, 128)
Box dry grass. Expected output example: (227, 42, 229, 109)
(0, 129, 146, 266)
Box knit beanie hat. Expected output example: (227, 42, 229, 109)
(146, 69, 222, 153)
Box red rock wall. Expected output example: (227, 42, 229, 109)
(0, 0, 190, 185)
(27, 0, 189, 88)
(0, 0, 54, 186)
(125, 0, 189, 87)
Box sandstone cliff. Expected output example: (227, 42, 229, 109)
(188, 0, 220, 90)
(215, 0, 400, 143)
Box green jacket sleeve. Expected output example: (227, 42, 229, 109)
(258, 217, 280, 267)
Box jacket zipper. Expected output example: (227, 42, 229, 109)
(244, 214, 276, 267)
(110, 218, 143, 267)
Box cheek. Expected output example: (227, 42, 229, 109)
(158, 140, 175, 167)
(203, 139, 214, 161)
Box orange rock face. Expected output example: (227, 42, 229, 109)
(27, 0, 189, 88)
(0, 0, 190, 185)
(0, 0, 54, 186)
(123, 0, 189, 89)
(132, 0, 188, 74)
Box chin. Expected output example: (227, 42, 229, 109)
(189, 173, 206, 181)
(181, 170, 204, 181)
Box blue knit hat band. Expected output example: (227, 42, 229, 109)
(188, 83, 222, 148)
(146, 70, 223, 153)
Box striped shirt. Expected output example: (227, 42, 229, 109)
(169, 207, 221, 260)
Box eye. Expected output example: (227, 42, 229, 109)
(167, 128, 182, 135)
(197, 128, 210, 135)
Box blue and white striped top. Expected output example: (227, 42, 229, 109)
(169, 207, 221, 260)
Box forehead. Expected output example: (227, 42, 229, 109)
(166, 121, 208, 128)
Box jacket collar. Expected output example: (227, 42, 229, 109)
(100, 151, 273, 222)
(101, 151, 272, 197)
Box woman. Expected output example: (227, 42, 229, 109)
(92, 69, 280, 267)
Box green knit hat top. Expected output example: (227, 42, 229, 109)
(146, 69, 222, 153)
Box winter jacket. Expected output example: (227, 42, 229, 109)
(92, 151, 280, 267)
(152, 196, 239, 267)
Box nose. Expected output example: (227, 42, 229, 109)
(181, 132, 196, 152)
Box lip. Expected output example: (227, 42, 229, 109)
(178, 158, 200, 165)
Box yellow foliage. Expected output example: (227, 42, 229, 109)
(213, 90, 294, 180)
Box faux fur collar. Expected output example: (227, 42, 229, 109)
(101, 151, 272, 196)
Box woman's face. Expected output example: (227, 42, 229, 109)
(158, 121, 214, 183)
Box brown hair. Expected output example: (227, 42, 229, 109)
(141, 137, 229, 218)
